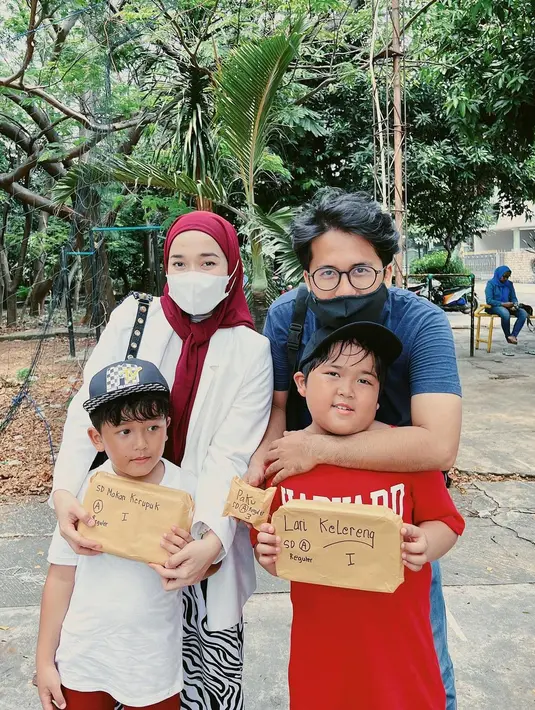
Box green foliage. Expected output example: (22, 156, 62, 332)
(4, 0, 535, 325)
(16, 367, 31, 382)
(410, 251, 471, 288)
(214, 20, 305, 201)
(16, 285, 30, 301)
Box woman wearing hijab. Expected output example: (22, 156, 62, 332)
(50, 212, 273, 708)
(485, 265, 528, 344)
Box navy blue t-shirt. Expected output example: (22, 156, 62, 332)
(263, 286, 462, 429)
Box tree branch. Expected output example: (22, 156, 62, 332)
(3, 85, 149, 133)
(11, 200, 32, 293)
(294, 77, 337, 106)
(3, 91, 62, 145)
(401, 0, 440, 38)
(51, 12, 80, 62)
(0, 0, 39, 87)
(0, 122, 65, 179)
(0, 179, 82, 222)
(0, 120, 33, 153)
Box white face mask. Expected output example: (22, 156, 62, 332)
(166, 265, 237, 316)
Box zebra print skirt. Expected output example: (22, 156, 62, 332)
(114, 583, 244, 710)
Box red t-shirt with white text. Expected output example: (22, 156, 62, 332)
(268, 466, 465, 710)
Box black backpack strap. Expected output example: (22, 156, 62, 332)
(125, 291, 153, 359)
(90, 292, 153, 471)
(285, 284, 309, 431)
(286, 284, 309, 376)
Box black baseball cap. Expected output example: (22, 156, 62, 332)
(83, 359, 170, 414)
(299, 321, 403, 371)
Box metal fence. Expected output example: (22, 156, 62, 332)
(463, 252, 498, 281)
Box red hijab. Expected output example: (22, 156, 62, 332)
(161, 211, 254, 464)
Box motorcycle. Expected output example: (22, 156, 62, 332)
(408, 279, 478, 314)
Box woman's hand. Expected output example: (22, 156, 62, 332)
(53, 490, 101, 556)
(160, 526, 194, 555)
(401, 524, 429, 572)
(254, 523, 281, 575)
(37, 663, 66, 710)
(150, 531, 222, 591)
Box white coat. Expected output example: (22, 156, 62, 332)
(52, 295, 273, 631)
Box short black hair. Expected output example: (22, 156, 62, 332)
(300, 337, 387, 391)
(89, 391, 170, 432)
(291, 188, 400, 270)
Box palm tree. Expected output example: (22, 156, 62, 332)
(212, 20, 304, 326)
(53, 22, 305, 329)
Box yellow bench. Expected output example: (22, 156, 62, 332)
(475, 304, 500, 353)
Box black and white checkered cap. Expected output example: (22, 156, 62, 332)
(83, 358, 169, 414)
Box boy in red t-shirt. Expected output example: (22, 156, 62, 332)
(254, 321, 465, 710)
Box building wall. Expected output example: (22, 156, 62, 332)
(464, 250, 535, 283)
(499, 250, 535, 283)
(475, 230, 513, 252)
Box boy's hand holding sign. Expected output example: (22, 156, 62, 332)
(223, 476, 276, 528)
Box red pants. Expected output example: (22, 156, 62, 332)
(62, 686, 180, 709)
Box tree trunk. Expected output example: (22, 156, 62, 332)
(6, 290, 17, 325)
(1, 200, 32, 326)
(250, 291, 267, 332)
(249, 227, 268, 332)
(0, 200, 10, 325)
(143, 229, 153, 293)
(30, 277, 53, 316)
(444, 244, 453, 270)
(118, 265, 130, 296)
(72, 186, 115, 324)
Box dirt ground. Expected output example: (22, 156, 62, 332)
(0, 335, 95, 499)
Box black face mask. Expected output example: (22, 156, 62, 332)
(308, 283, 388, 329)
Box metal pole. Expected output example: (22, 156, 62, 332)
(470, 273, 475, 357)
(391, 0, 405, 287)
(88, 229, 101, 341)
(61, 246, 76, 358)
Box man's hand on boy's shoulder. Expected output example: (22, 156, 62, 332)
(265, 421, 391, 485)
(265, 430, 319, 484)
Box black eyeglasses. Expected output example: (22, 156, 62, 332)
(310, 265, 386, 292)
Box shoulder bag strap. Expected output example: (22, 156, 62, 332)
(125, 291, 153, 359)
(89, 292, 153, 471)
(285, 284, 309, 431)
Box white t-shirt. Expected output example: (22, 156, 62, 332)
(48, 458, 195, 707)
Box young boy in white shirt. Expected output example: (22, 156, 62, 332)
(36, 359, 202, 710)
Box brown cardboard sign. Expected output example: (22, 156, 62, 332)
(78, 471, 194, 565)
(222, 476, 277, 529)
(272, 500, 404, 593)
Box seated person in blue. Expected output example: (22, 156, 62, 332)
(485, 266, 528, 345)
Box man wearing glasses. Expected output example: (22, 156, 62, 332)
(247, 189, 462, 710)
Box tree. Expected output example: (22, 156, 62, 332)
(415, 0, 535, 213)
(0, 0, 165, 321)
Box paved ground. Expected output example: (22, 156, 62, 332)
(455, 328, 535, 476)
(2, 325, 535, 710)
